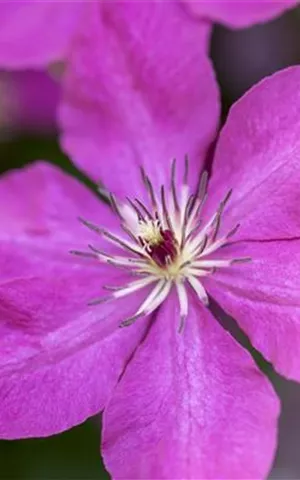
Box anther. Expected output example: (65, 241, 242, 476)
(134, 198, 153, 219)
(69, 249, 98, 259)
(109, 193, 123, 221)
(183, 154, 189, 184)
(126, 197, 145, 222)
(171, 158, 180, 212)
(161, 185, 173, 231)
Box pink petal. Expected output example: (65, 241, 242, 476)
(0, 161, 118, 247)
(102, 293, 279, 479)
(60, 1, 219, 201)
(183, 0, 299, 28)
(0, 323, 147, 438)
(0, 260, 146, 371)
(206, 66, 300, 242)
(0, 1, 84, 68)
(0, 162, 154, 437)
(203, 239, 300, 382)
(0, 162, 149, 373)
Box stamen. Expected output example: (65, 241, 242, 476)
(193, 259, 233, 269)
(119, 312, 144, 328)
(188, 276, 209, 306)
(89, 276, 156, 306)
(109, 193, 124, 221)
(134, 198, 153, 219)
(161, 185, 173, 231)
(176, 282, 188, 333)
(79, 217, 144, 257)
(226, 223, 240, 239)
(171, 158, 180, 212)
(87, 244, 113, 258)
(211, 212, 222, 242)
(190, 170, 208, 215)
(120, 280, 171, 327)
(185, 194, 196, 219)
(140, 166, 147, 186)
(105, 260, 141, 272)
(191, 233, 208, 257)
(184, 220, 202, 245)
(120, 223, 141, 245)
(144, 174, 157, 212)
(76, 159, 250, 332)
(113, 277, 157, 298)
(231, 257, 252, 264)
(198, 170, 208, 203)
(180, 193, 196, 246)
(88, 245, 146, 268)
(179, 260, 192, 270)
(183, 154, 189, 184)
(69, 249, 98, 259)
(126, 197, 146, 222)
(220, 189, 233, 209)
(198, 237, 224, 257)
(185, 170, 208, 231)
(144, 281, 171, 314)
(88, 295, 111, 306)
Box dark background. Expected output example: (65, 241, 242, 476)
(1, 6, 300, 479)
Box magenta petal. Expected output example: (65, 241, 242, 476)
(206, 67, 300, 241)
(204, 239, 300, 382)
(0, 162, 150, 372)
(102, 293, 279, 479)
(0, 162, 155, 437)
(0, 261, 144, 368)
(0, 323, 147, 438)
(0, 1, 84, 68)
(183, 0, 299, 28)
(60, 1, 219, 200)
(0, 161, 118, 247)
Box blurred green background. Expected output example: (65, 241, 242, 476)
(1, 7, 300, 479)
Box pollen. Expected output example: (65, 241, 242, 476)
(73, 157, 251, 332)
(138, 219, 163, 246)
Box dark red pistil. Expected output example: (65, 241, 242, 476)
(147, 229, 177, 267)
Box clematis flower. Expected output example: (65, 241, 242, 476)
(2, 2, 300, 476)
(0, 0, 297, 70)
(55, 5, 300, 476)
(1, 4, 300, 480)
(4, 63, 300, 477)
(0, 67, 300, 478)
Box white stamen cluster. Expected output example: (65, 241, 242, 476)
(72, 159, 249, 332)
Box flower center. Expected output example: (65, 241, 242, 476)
(138, 218, 178, 268)
(73, 158, 250, 332)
